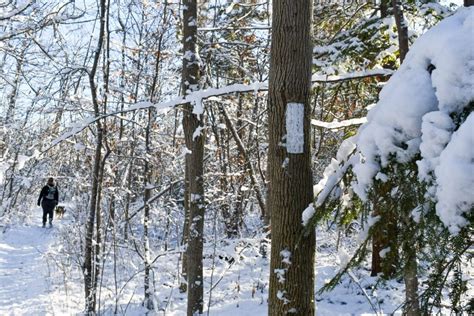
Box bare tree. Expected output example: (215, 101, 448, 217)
(83, 0, 107, 313)
(181, 0, 206, 314)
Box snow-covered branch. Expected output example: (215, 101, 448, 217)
(198, 25, 271, 32)
(48, 69, 392, 151)
(0, 1, 34, 21)
(311, 117, 367, 129)
(311, 68, 394, 83)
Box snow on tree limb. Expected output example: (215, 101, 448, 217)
(198, 25, 271, 32)
(47, 69, 393, 152)
(434, 112, 474, 234)
(311, 68, 393, 83)
(311, 117, 367, 129)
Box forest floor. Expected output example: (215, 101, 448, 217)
(0, 207, 468, 315)
(0, 221, 63, 315)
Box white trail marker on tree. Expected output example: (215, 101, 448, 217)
(286, 103, 305, 154)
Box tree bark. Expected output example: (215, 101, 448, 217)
(142, 3, 169, 307)
(143, 106, 155, 310)
(370, 181, 398, 279)
(181, 0, 205, 314)
(3, 50, 24, 126)
(371, 218, 382, 276)
(84, 0, 107, 313)
(372, 0, 406, 273)
(380, 0, 390, 18)
(403, 234, 420, 316)
(392, 0, 409, 63)
(267, 0, 315, 314)
(401, 171, 420, 316)
(179, 166, 190, 293)
(93, 145, 110, 312)
(84, 125, 103, 315)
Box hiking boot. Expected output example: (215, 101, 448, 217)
(42, 223, 45, 228)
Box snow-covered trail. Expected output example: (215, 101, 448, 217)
(0, 223, 57, 315)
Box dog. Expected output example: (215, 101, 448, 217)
(55, 206, 66, 219)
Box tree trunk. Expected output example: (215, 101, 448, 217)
(380, 0, 390, 18)
(371, 220, 382, 276)
(84, 0, 107, 313)
(143, 108, 154, 310)
(214, 107, 233, 238)
(93, 146, 110, 312)
(404, 237, 420, 316)
(181, 0, 205, 314)
(372, 0, 405, 272)
(392, 0, 409, 63)
(267, 0, 315, 315)
(143, 175, 153, 312)
(370, 193, 383, 277)
(3, 50, 23, 126)
(84, 126, 103, 314)
(123, 151, 133, 241)
(179, 166, 190, 293)
(142, 3, 168, 306)
(401, 171, 420, 316)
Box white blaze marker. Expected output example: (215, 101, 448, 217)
(286, 103, 305, 154)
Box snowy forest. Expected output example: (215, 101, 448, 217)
(0, 0, 473, 315)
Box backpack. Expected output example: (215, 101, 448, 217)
(46, 185, 56, 200)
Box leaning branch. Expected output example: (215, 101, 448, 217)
(45, 69, 392, 152)
(127, 180, 183, 221)
(311, 68, 393, 83)
(219, 103, 266, 219)
(198, 25, 271, 32)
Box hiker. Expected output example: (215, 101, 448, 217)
(37, 177, 58, 227)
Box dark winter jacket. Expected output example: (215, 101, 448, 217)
(37, 185, 59, 206)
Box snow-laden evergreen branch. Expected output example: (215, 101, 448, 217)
(304, 8, 474, 234)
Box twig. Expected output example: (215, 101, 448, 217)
(347, 269, 380, 315)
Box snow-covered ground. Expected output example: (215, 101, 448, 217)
(0, 208, 399, 316)
(0, 221, 62, 315)
(0, 207, 470, 315)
